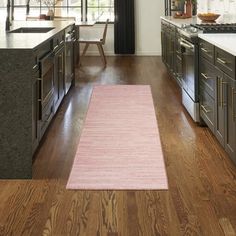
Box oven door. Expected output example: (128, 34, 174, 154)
(180, 38, 196, 101)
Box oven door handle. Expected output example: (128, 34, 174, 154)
(180, 41, 194, 50)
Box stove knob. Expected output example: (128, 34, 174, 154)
(191, 27, 198, 33)
(181, 24, 188, 29)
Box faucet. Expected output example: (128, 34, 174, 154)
(6, 0, 14, 31)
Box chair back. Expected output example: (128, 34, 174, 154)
(101, 19, 109, 45)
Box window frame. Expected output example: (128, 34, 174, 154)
(85, 0, 114, 23)
(0, 0, 114, 23)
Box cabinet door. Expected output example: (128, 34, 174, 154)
(65, 41, 74, 94)
(166, 32, 171, 69)
(225, 75, 236, 163)
(161, 21, 168, 63)
(200, 87, 215, 133)
(161, 30, 166, 63)
(54, 46, 65, 111)
(215, 70, 225, 146)
(32, 68, 40, 153)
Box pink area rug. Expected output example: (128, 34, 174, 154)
(66, 85, 168, 190)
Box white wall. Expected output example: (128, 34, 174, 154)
(80, 0, 164, 56)
(198, 0, 236, 16)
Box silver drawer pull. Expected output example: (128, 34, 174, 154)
(217, 58, 227, 65)
(53, 45, 59, 51)
(201, 105, 211, 113)
(201, 48, 208, 53)
(201, 73, 211, 80)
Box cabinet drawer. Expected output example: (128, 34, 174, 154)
(199, 39, 214, 64)
(215, 47, 235, 79)
(35, 41, 51, 60)
(199, 57, 216, 98)
(200, 88, 215, 133)
(52, 31, 65, 51)
(161, 20, 169, 29)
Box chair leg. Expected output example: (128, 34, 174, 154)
(79, 43, 89, 66)
(97, 43, 107, 66)
(82, 43, 89, 56)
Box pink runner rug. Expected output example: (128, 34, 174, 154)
(67, 85, 168, 190)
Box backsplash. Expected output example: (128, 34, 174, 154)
(197, 0, 236, 22)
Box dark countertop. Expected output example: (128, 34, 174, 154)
(0, 20, 74, 50)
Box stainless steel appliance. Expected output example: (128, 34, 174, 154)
(178, 23, 236, 122)
(64, 27, 76, 94)
(178, 31, 199, 122)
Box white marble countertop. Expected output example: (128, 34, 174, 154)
(198, 34, 236, 56)
(160, 16, 199, 28)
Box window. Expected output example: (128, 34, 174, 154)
(29, 0, 82, 20)
(87, 0, 114, 22)
(0, 0, 113, 22)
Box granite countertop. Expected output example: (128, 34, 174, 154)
(160, 16, 199, 28)
(0, 20, 74, 50)
(198, 34, 236, 56)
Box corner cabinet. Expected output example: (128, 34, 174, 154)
(199, 39, 236, 164)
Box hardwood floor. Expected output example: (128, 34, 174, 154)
(0, 56, 236, 236)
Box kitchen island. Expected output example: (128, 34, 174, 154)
(0, 20, 76, 178)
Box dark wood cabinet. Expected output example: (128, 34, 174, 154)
(200, 87, 215, 133)
(199, 40, 214, 64)
(215, 47, 235, 79)
(224, 75, 236, 162)
(215, 70, 225, 146)
(64, 25, 76, 94)
(54, 45, 65, 112)
(199, 39, 236, 164)
(161, 20, 168, 65)
(215, 73, 236, 162)
(32, 67, 40, 154)
(161, 19, 182, 86)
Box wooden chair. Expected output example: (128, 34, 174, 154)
(79, 19, 109, 66)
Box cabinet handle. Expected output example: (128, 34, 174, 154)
(218, 77, 222, 107)
(201, 73, 211, 80)
(33, 64, 39, 71)
(217, 58, 227, 65)
(222, 81, 228, 107)
(177, 55, 182, 61)
(201, 48, 208, 53)
(37, 78, 43, 101)
(53, 45, 59, 52)
(220, 78, 224, 108)
(201, 105, 211, 113)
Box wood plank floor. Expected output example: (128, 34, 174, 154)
(0, 56, 236, 236)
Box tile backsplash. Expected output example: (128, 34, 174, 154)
(197, 0, 236, 22)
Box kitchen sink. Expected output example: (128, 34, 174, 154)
(9, 27, 55, 33)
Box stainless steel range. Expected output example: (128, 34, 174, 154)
(177, 23, 236, 122)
